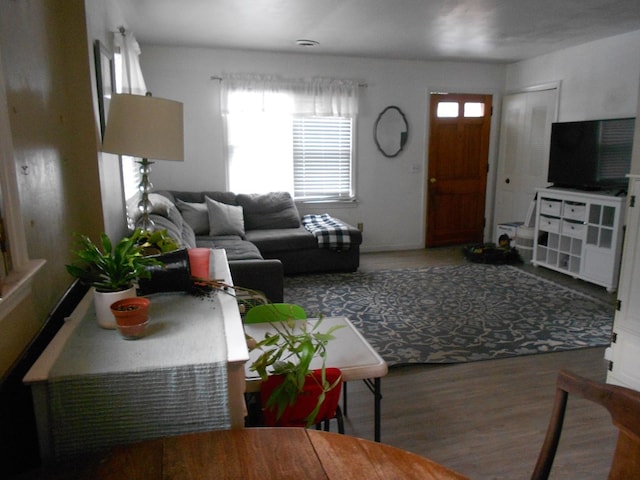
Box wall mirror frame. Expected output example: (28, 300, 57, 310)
(374, 106, 409, 158)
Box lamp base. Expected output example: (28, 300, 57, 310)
(136, 158, 155, 231)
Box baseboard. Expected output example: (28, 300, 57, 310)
(360, 243, 425, 253)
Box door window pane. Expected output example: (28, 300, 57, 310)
(437, 102, 459, 118)
(464, 102, 484, 117)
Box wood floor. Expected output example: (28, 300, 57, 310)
(339, 248, 617, 479)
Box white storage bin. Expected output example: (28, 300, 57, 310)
(561, 220, 586, 238)
(540, 198, 562, 216)
(496, 222, 523, 245)
(562, 202, 586, 221)
(539, 215, 560, 234)
(516, 226, 534, 263)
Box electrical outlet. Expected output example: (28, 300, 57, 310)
(357, 222, 364, 232)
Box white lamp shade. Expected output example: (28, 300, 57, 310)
(102, 93, 184, 161)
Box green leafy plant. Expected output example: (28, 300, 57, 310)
(135, 229, 180, 256)
(66, 229, 162, 292)
(249, 313, 343, 426)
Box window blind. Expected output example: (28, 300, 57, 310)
(293, 116, 353, 200)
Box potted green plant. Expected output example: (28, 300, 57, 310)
(248, 313, 344, 427)
(135, 229, 180, 256)
(66, 229, 161, 329)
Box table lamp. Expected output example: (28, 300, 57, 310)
(102, 92, 184, 231)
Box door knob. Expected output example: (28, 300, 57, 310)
(429, 178, 437, 183)
(505, 178, 510, 184)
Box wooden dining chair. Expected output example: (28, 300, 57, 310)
(531, 369, 640, 479)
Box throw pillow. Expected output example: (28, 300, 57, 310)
(205, 196, 245, 237)
(176, 199, 209, 235)
(236, 192, 301, 230)
(127, 192, 176, 224)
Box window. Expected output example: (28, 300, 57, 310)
(437, 102, 459, 118)
(222, 75, 359, 202)
(293, 116, 353, 200)
(436, 101, 485, 118)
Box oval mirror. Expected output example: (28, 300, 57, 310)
(374, 106, 409, 158)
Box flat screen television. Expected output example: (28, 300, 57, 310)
(547, 117, 636, 190)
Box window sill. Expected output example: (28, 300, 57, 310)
(0, 259, 46, 320)
(297, 198, 359, 207)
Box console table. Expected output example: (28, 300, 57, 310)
(23, 249, 249, 461)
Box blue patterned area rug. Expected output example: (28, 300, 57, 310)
(283, 265, 615, 366)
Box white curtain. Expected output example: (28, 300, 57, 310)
(113, 29, 147, 219)
(220, 74, 359, 116)
(113, 30, 147, 95)
(221, 75, 359, 194)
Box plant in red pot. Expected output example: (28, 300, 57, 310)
(110, 297, 150, 340)
(249, 314, 344, 428)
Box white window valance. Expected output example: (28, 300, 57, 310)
(220, 74, 359, 117)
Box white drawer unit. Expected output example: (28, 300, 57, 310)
(533, 187, 625, 292)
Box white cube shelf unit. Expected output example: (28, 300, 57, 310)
(533, 187, 626, 292)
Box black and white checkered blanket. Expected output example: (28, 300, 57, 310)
(302, 214, 352, 251)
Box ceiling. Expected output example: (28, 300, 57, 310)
(115, 0, 640, 63)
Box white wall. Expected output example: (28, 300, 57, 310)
(140, 29, 640, 252)
(140, 46, 506, 251)
(506, 30, 640, 122)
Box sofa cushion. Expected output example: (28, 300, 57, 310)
(180, 221, 197, 249)
(236, 192, 301, 230)
(148, 214, 186, 248)
(206, 196, 245, 236)
(158, 190, 239, 206)
(176, 199, 209, 234)
(195, 236, 263, 261)
(244, 226, 318, 253)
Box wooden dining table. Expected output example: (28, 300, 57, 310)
(30, 428, 469, 479)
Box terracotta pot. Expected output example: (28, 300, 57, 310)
(110, 297, 150, 340)
(93, 287, 137, 329)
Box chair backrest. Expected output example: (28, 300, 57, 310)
(531, 369, 640, 480)
(244, 303, 307, 324)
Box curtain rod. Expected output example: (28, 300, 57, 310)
(210, 75, 367, 87)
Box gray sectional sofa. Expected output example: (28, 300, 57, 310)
(143, 190, 362, 302)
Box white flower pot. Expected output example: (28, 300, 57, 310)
(93, 287, 137, 329)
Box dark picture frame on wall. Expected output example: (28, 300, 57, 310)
(93, 39, 116, 140)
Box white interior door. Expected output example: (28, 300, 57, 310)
(494, 87, 558, 231)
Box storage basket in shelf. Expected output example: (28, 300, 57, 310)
(516, 226, 535, 264)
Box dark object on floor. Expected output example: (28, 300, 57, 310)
(463, 243, 522, 265)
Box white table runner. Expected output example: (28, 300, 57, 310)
(47, 292, 229, 459)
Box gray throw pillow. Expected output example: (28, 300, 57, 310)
(176, 199, 209, 235)
(205, 196, 245, 236)
(236, 192, 301, 230)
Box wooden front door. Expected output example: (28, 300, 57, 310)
(426, 93, 492, 247)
